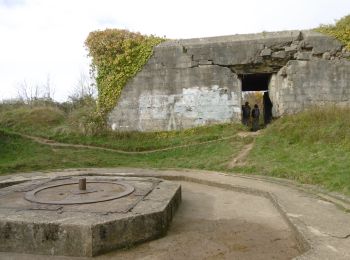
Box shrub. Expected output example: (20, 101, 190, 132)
(0, 106, 65, 131)
(66, 106, 106, 136)
(316, 15, 350, 51)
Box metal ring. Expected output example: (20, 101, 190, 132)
(24, 181, 135, 205)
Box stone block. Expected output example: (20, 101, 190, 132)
(271, 59, 350, 116)
(198, 60, 214, 65)
(294, 52, 313, 60)
(272, 51, 287, 59)
(284, 45, 298, 52)
(260, 48, 272, 56)
(322, 52, 331, 60)
(302, 30, 343, 55)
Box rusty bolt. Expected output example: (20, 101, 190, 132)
(79, 178, 87, 191)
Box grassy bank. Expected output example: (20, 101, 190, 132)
(234, 106, 350, 195)
(0, 103, 244, 151)
(0, 129, 246, 174)
(1, 102, 350, 196)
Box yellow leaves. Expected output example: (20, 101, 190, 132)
(85, 29, 165, 115)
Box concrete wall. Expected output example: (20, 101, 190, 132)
(269, 59, 350, 117)
(108, 30, 350, 132)
(109, 66, 241, 131)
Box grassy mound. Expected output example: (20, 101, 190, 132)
(0, 106, 65, 134)
(236, 106, 350, 195)
(0, 102, 244, 151)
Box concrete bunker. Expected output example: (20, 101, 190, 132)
(108, 30, 350, 132)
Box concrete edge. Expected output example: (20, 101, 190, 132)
(0, 176, 182, 257)
(5, 168, 350, 258)
(0, 171, 311, 258)
(232, 174, 350, 212)
(158, 174, 311, 255)
(2, 167, 350, 211)
(150, 168, 350, 212)
(90, 183, 181, 256)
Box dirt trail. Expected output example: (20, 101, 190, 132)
(228, 131, 261, 168)
(17, 130, 260, 162)
(18, 133, 238, 154)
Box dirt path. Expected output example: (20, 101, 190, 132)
(18, 133, 238, 154)
(227, 131, 261, 168)
(17, 130, 260, 163)
(236, 131, 261, 138)
(227, 142, 255, 168)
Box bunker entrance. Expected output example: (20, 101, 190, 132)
(240, 73, 273, 126)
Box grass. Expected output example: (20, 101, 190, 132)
(48, 123, 243, 151)
(234, 106, 350, 195)
(0, 104, 244, 151)
(0, 129, 245, 174)
(1, 102, 350, 196)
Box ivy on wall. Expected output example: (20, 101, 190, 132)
(85, 29, 165, 115)
(316, 15, 350, 51)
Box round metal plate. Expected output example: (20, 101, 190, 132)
(24, 181, 135, 205)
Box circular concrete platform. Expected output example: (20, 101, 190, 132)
(0, 176, 181, 257)
(1, 168, 350, 259)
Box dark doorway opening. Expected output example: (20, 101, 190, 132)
(240, 73, 273, 125)
(240, 73, 271, 92)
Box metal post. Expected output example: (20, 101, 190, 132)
(79, 178, 87, 191)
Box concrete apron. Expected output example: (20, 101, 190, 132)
(0, 168, 349, 259)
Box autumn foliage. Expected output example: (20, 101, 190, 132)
(316, 14, 350, 51)
(85, 29, 165, 114)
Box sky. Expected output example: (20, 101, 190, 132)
(0, 0, 349, 102)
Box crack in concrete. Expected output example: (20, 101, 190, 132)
(296, 218, 350, 241)
(327, 233, 350, 239)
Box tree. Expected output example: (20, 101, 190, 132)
(67, 72, 97, 108)
(16, 75, 55, 105)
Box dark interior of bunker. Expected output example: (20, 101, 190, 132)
(240, 73, 273, 125)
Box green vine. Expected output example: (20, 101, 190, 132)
(315, 14, 350, 51)
(85, 29, 165, 115)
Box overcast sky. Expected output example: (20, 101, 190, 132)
(0, 0, 349, 101)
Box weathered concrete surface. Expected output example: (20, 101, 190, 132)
(108, 30, 349, 131)
(1, 168, 350, 259)
(0, 175, 299, 260)
(109, 66, 241, 131)
(102, 181, 299, 259)
(269, 59, 350, 116)
(0, 177, 181, 257)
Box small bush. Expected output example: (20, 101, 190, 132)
(0, 106, 65, 131)
(66, 106, 106, 136)
(316, 14, 350, 50)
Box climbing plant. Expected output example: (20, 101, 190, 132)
(316, 14, 350, 51)
(85, 29, 165, 115)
